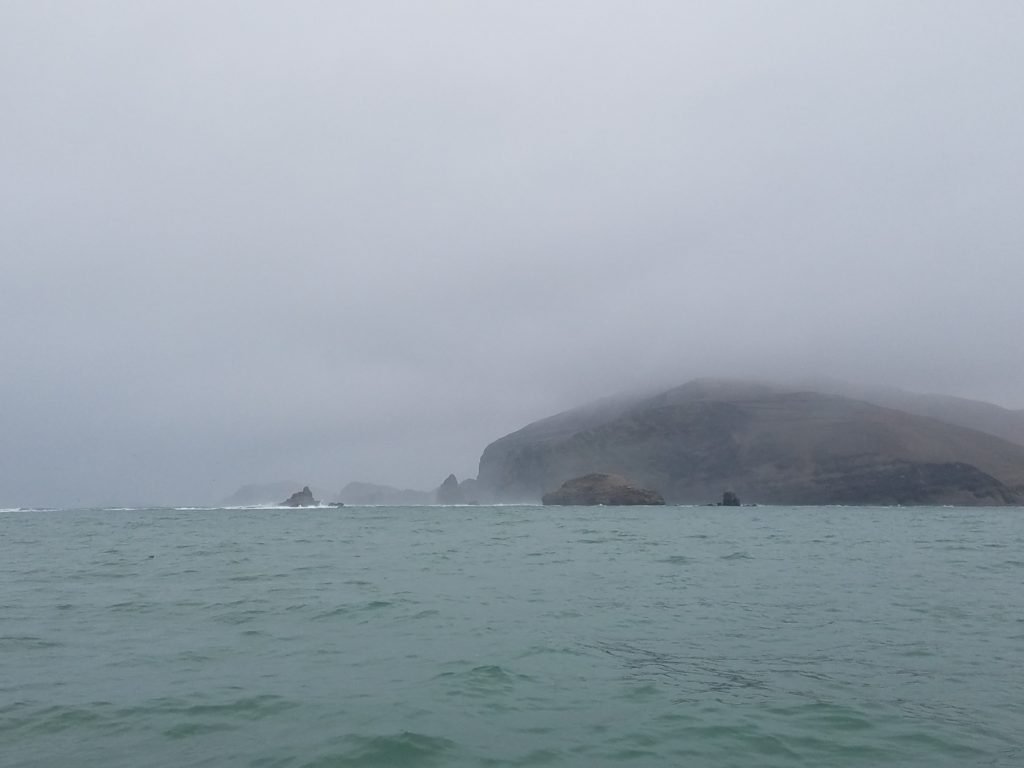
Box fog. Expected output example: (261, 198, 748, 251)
(2, 2, 1022, 506)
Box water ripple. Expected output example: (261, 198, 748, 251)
(1, 505, 1022, 767)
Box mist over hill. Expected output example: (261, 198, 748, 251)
(2, 3, 1022, 508)
(793, 378, 1024, 449)
(477, 379, 1024, 506)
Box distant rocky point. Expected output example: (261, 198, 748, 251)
(432, 474, 481, 504)
(280, 486, 318, 507)
(223, 482, 331, 507)
(436, 474, 465, 504)
(542, 473, 666, 506)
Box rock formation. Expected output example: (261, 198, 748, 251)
(435, 474, 465, 505)
(541, 473, 666, 506)
(280, 486, 318, 507)
(223, 482, 330, 507)
(477, 378, 1024, 506)
(720, 491, 741, 506)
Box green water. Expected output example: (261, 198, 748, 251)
(1, 505, 1022, 767)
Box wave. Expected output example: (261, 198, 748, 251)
(317, 731, 457, 766)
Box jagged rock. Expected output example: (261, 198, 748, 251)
(720, 491, 741, 506)
(542, 473, 665, 506)
(436, 474, 465, 504)
(280, 486, 318, 507)
(223, 481, 330, 506)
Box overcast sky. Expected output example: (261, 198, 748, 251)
(2, 1, 1022, 506)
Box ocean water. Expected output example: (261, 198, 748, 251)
(1, 505, 1022, 767)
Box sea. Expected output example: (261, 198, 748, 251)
(1, 504, 1022, 767)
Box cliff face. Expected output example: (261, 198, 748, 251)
(477, 379, 1024, 506)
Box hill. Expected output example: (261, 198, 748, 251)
(794, 378, 1024, 448)
(476, 379, 1024, 506)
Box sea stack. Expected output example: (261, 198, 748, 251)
(542, 474, 666, 506)
(280, 486, 318, 507)
(436, 474, 465, 504)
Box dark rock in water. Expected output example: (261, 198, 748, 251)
(720, 491, 741, 506)
(329, 501, 345, 508)
(222, 481, 330, 506)
(436, 474, 465, 505)
(280, 486, 318, 507)
(542, 473, 665, 506)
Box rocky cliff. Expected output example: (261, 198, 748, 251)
(477, 379, 1024, 506)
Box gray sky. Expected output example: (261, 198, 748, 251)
(2, 1, 1023, 507)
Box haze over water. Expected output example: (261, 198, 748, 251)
(3, 505, 1022, 767)
(4, 3, 1024, 508)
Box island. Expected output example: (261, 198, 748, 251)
(542, 473, 666, 506)
(280, 486, 319, 507)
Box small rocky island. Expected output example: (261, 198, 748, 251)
(280, 486, 318, 507)
(542, 473, 666, 506)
